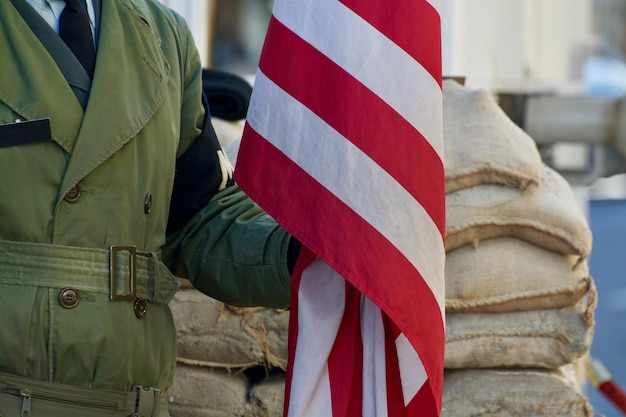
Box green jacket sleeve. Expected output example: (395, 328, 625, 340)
(163, 185, 292, 308)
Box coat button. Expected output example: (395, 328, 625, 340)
(59, 288, 79, 309)
(64, 184, 82, 202)
(134, 298, 148, 319)
(143, 193, 152, 214)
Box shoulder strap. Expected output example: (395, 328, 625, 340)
(10, 0, 92, 109)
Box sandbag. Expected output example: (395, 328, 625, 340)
(446, 165, 592, 258)
(245, 374, 286, 417)
(242, 366, 593, 417)
(168, 364, 248, 417)
(441, 366, 593, 417)
(445, 237, 592, 312)
(444, 293, 596, 369)
(170, 289, 289, 370)
(442, 79, 543, 193)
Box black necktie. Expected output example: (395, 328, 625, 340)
(59, 0, 95, 78)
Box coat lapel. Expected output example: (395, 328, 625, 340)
(10, 0, 93, 109)
(60, 0, 170, 193)
(0, 0, 84, 154)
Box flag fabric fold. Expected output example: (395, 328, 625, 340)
(235, 0, 445, 415)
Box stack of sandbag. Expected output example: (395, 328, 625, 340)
(167, 289, 289, 417)
(441, 79, 596, 417)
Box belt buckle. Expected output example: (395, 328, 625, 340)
(132, 385, 161, 417)
(109, 245, 137, 301)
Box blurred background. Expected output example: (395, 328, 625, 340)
(160, 1, 626, 415)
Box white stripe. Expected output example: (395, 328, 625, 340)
(361, 296, 388, 417)
(396, 332, 428, 406)
(248, 71, 445, 317)
(287, 259, 346, 417)
(272, 0, 443, 158)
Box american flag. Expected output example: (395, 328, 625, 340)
(235, 0, 445, 416)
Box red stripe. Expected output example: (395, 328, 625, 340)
(258, 17, 445, 234)
(383, 315, 408, 417)
(388, 317, 402, 340)
(282, 248, 318, 416)
(339, 0, 442, 86)
(235, 126, 444, 411)
(406, 379, 438, 415)
(327, 282, 364, 417)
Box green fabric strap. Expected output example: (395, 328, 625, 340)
(0, 240, 179, 303)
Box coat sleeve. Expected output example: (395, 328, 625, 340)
(163, 13, 292, 308)
(164, 186, 292, 308)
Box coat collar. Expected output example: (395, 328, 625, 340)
(0, 0, 170, 194)
(10, 0, 93, 109)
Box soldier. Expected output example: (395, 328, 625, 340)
(0, 0, 299, 415)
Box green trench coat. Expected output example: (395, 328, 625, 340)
(0, 0, 291, 395)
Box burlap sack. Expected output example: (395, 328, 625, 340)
(245, 374, 286, 417)
(167, 364, 248, 417)
(445, 237, 592, 312)
(446, 164, 592, 258)
(170, 289, 289, 369)
(443, 80, 543, 193)
(441, 366, 593, 417)
(227, 304, 289, 370)
(242, 366, 593, 417)
(444, 292, 596, 369)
